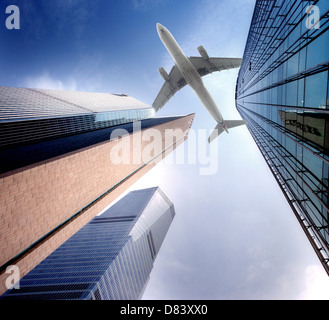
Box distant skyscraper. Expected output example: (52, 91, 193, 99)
(1, 187, 174, 300)
(236, 1, 329, 274)
(0, 86, 194, 294)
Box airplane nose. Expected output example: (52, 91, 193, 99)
(156, 23, 165, 33)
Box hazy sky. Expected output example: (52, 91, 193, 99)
(1, 0, 329, 299)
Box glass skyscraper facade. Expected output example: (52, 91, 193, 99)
(0, 86, 155, 149)
(1, 187, 175, 300)
(0, 86, 194, 295)
(236, 0, 329, 274)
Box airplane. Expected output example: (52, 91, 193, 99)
(153, 23, 246, 143)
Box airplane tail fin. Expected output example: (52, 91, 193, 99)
(208, 123, 224, 143)
(208, 120, 247, 143)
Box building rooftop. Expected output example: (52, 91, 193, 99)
(0, 86, 152, 121)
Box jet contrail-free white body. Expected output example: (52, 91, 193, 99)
(155, 23, 246, 142)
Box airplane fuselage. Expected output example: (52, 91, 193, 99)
(156, 23, 226, 127)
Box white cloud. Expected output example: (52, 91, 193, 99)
(23, 72, 78, 91)
(298, 265, 329, 300)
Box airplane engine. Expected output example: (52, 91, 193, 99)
(197, 46, 209, 60)
(158, 67, 170, 81)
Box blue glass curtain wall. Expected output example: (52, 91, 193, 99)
(236, 0, 329, 274)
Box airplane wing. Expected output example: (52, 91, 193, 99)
(152, 55, 242, 112)
(152, 65, 186, 112)
(189, 57, 242, 77)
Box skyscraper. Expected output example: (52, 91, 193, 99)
(0, 86, 194, 294)
(236, 0, 329, 274)
(1, 187, 174, 300)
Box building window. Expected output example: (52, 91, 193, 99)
(94, 288, 102, 300)
(306, 29, 329, 69)
(304, 71, 327, 109)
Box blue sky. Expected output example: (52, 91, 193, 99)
(1, 0, 329, 299)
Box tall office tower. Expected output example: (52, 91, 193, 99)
(1, 187, 174, 300)
(0, 86, 194, 294)
(236, 1, 329, 274)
